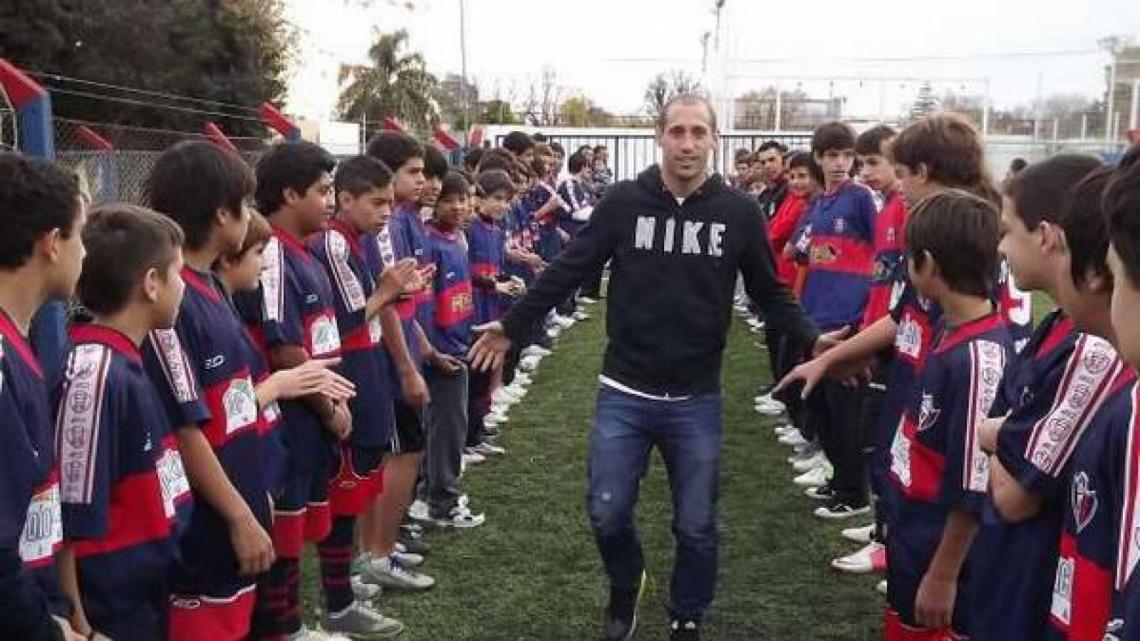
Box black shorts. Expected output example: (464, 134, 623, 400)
(391, 398, 426, 454)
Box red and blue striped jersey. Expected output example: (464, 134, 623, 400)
(309, 220, 395, 449)
(388, 202, 433, 330)
(968, 314, 1113, 641)
(143, 266, 273, 599)
(862, 189, 908, 327)
(467, 216, 507, 324)
(424, 224, 474, 357)
(234, 226, 341, 472)
(1046, 363, 1135, 641)
(0, 309, 68, 639)
(798, 180, 878, 331)
(56, 324, 188, 622)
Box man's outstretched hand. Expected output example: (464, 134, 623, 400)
(468, 321, 512, 373)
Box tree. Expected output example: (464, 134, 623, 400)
(520, 67, 566, 126)
(938, 90, 985, 127)
(0, 0, 292, 136)
(909, 81, 940, 121)
(643, 70, 702, 120)
(336, 29, 440, 133)
(559, 96, 614, 127)
(477, 100, 519, 125)
(734, 86, 808, 130)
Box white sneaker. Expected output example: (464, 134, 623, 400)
(431, 505, 486, 529)
(462, 450, 486, 466)
(773, 424, 797, 437)
(552, 314, 575, 329)
(359, 555, 436, 590)
(841, 524, 876, 544)
(778, 431, 809, 447)
(522, 345, 552, 358)
(578, 296, 598, 304)
(484, 415, 505, 429)
(755, 401, 786, 417)
(754, 393, 786, 409)
(793, 466, 831, 487)
(473, 442, 506, 456)
(391, 549, 424, 567)
(407, 499, 430, 522)
(492, 387, 523, 406)
(545, 327, 561, 339)
(791, 451, 828, 472)
(831, 541, 887, 574)
(351, 575, 381, 601)
(572, 311, 590, 321)
(288, 626, 352, 641)
(504, 382, 527, 397)
(876, 579, 888, 595)
(520, 354, 542, 372)
(324, 601, 404, 638)
(513, 373, 533, 385)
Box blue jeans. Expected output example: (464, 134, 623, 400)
(587, 385, 722, 620)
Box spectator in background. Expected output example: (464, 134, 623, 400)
(592, 145, 614, 196)
(730, 148, 753, 189)
(754, 140, 789, 221)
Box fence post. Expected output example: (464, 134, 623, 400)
(259, 102, 301, 142)
(0, 58, 68, 379)
(203, 122, 240, 154)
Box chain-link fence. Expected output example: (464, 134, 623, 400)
(53, 118, 267, 206)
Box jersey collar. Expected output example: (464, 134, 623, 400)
(70, 323, 143, 364)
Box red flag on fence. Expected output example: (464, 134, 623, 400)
(382, 117, 405, 132)
(203, 122, 239, 154)
(432, 124, 461, 151)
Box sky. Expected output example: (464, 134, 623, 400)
(283, 0, 1140, 125)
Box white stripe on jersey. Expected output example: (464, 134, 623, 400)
(1024, 335, 1120, 478)
(148, 328, 200, 404)
(1117, 382, 1140, 590)
(964, 340, 1005, 492)
(325, 230, 366, 312)
(261, 236, 285, 322)
(56, 343, 112, 504)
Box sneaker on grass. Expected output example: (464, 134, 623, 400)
(350, 575, 381, 601)
(831, 541, 887, 574)
(288, 626, 351, 641)
(814, 498, 871, 520)
(793, 466, 830, 488)
(668, 619, 700, 641)
(430, 504, 485, 529)
(777, 431, 808, 447)
(407, 499, 430, 522)
(473, 441, 506, 456)
(841, 523, 876, 544)
(603, 570, 647, 641)
(323, 601, 405, 639)
(791, 451, 828, 472)
(360, 555, 436, 591)
(804, 485, 836, 501)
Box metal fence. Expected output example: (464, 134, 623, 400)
(497, 129, 1131, 181)
(493, 131, 814, 181)
(53, 118, 266, 205)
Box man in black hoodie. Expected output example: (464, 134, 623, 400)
(470, 94, 822, 641)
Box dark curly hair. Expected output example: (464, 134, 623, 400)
(0, 152, 81, 269)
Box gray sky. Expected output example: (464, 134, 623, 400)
(284, 0, 1139, 124)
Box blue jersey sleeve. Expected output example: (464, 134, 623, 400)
(0, 362, 66, 641)
(142, 322, 211, 431)
(926, 338, 1007, 515)
(997, 335, 1120, 496)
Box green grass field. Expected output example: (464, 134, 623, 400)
(303, 304, 888, 640)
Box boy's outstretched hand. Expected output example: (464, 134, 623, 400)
(469, 321, 512, 373)
(377, 258, 420, 301)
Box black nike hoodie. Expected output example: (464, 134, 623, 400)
(500, 165, 819, 397)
